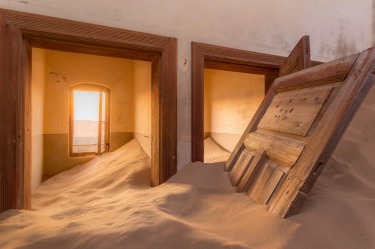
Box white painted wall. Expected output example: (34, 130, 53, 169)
(204, 69, 264, 151)
(133, 60, 152, 157)
(1, 0, 372, 169)
(31, 48, 46, 192)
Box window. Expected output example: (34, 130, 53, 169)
(70, 84, 110, 157)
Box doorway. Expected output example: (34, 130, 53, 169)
(0, 9, 177, 212)
(192, 42, 282, 162)
(203, 69, 265, 163)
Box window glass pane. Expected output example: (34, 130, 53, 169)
(72, 90, 100, 154)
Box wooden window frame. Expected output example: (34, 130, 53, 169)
(0, 8, 177, 212)
(69, 84, 110, 157)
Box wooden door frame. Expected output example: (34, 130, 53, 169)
(0, 9, 177, 211)
(191, 42, 285, 162)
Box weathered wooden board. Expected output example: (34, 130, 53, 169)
(279, 36, 311, 77)
(226, 47, 375, 218)
(257, 84, 336, 136)
(236, 150, 267, 193)
(244, 132, 305, 167)
(229, 149, 255, 186)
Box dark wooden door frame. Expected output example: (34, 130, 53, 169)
(0, 9, 177, 212)
(191, 42, 286, 162)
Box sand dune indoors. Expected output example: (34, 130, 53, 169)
(204, 137, 231, 163)
(1, 86, 375, 248)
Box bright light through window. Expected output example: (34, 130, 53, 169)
(70, 86, 109, 156)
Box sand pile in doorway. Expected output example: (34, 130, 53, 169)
(204, 137, 231, 163)
(1, 86, 375, 249)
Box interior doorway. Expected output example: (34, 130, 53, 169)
(30, 48, 153, 194)
(0, 9, 177, 212)
(192, 42, 282, 163)
(203, 69, 265, 163)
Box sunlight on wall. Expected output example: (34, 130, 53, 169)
(204, 69, 265, 151)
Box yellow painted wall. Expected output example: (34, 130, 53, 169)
(133, 60, 152, 157)
(204, 69, 264, 151)
(31, 48, 46, 192)
(43, 50, 134, 134)
(41, 50, 135, 177)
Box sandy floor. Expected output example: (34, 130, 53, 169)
(0, 86, 375, 249)
(204, 137, 231, 163)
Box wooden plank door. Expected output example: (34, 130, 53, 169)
(279, 36, 311, 77)
(226, 48, 375, 218)
(0, 14, 31, 212)
(226, 36, 311, 173)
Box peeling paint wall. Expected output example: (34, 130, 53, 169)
(1, 0, 372, 169)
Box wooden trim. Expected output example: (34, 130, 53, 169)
(0, 14, 25, 212)
(279, 36, 311, 77)
(0, 8, 177, 212)
(98, 89, 103, 155)
(191, 42, 284, 162)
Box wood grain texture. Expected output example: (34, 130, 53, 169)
(227, 45, 374, 218)
(270, 48, 373, 217)
(236, 150, 267, 193)
(229, 150, 255, 186)
(274, 53, 358, 92)
(279, 36, 311, 77)
(0, 8, 171, 52)
(257, 167, 285, 205)
(225, 36, 312, 172)
(247, 160, 278, 201)
(244, 132, 304, 167)
(0, 15, 23, 212)
(257, 84, 336, 136)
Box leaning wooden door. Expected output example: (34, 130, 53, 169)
(226, 36, 311, 174)
(226, 48, 375, 218)
(0, 14, 31, 212)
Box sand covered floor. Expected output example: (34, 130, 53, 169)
(204, 137, 231, 163)
(1, 86, 375, 248)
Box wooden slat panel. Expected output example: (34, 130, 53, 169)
(244, 132, 304, 167)
(269, 176, 306, 218)
(0, 15, 23, 212)
(229, 150, 255, 186)
(247, 160, 277, 200)
(279, 36, 311, 77)
(236, 151, 267, 193)
(257, 167, 285, 205)
(258, 84, 336, 136)
(274, 53, 358, 92)
(227, 46, 374, 218)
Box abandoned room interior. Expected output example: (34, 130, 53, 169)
(0, 1, 375, 249)
(30, 48, 152, 191)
